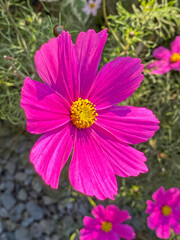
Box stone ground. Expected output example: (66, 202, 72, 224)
(0, 121, 90, 240)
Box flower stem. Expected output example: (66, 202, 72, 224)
(102, 0, 125, 50)
(0, 0, 35, 74)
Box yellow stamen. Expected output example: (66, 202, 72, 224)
(70, 98, 98, 129)
(170, 53, 180, 63)
(161, 205, 172, 216)
(90, 3, 95, 8)
(101, 221, 112, 232)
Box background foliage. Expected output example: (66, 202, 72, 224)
(0, 0, 180, 239)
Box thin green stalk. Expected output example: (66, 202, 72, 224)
(102, 0, 125, 50)
(0, 0, 35, 73)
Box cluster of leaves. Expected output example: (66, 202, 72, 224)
(107, 0, 180, 58)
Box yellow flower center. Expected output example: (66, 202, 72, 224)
(90, 3, 95, 8)
(101, 221, 112, 232)
(161, 205, 172, 216)
(70, 98, 98, 129)
(170, 53, 180, 63)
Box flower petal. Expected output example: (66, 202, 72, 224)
(91, 205, 106, 220)
(173, 209, 180, 221)
(91, 125, 148, 178)
(21, 77, 70, 134)
(147, 60, 171, 74)
(30, 124, 74, 188)
(69, 129, 117, 200)
(74, 29, 108, 99)
(170, 61, 180, 71)
(96, 106, 159, 144)
(165, 187, 180, 207)
(88, 57, 144, 109)
(152, 186, 165, 203)
(105, 205, 131, 224)
(146, 200, 159, 214)
(147, 210, 162, 230)
(171, 36, 180, 54)
(80, 228, 98, 240)
(156, 224, 171, 239)
(113, 223, 135, 240)
(34, 31, 78, 104)
(153, 47, 171, 60)
(170, 218, 180, 235)
(83, 216, 101, 229)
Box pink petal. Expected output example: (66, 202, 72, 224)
(88, 57, 144, 109)
(105, 205, 131, 224)
(113, 223, 135, 240)
(165, 188, 180, 207)
(153, 47, 171, 60)
(156, 224, 171, 239)
(91, 125, 148, 178)
(35, 31, 78, 104)
(21, 77, 70, 134)
(96, 106, 159, 144)
(152, 186, 165, 203)
(171, 36, 180, 54)
(83, 216, 101, 230)
(147, 211, 163, 230)
(91, 205, 106, 220)
(173, 209, 180, 221)
(146, 200, 159, 214)
(74, 29, 108, 99)
(80, 228, 98, 240)
(69, 129, 117, 200)
(170, 218, 180, 235)
(146, 60, 171, 74)
(30, 124, 74, 188)
(170, 61, 180, 71)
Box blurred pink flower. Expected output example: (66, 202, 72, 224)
(147, 36, 180, 74)
(21, 29, 159, 200)
(83, 0, 101, 16)
(80, 205, 135, 240)
(146, 186, 180, 239)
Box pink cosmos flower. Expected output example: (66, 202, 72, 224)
(80, 204, 135, 240)
(146, 186, 180, 239)
(83, 0, 101, 16)
(21, 29, 160, 200)
(147, 36, 180, 74)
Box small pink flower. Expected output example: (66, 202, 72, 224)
(147, 36, 180, 74)
(80, 205, 135, 240)
(83, 0, 101, 16)
(146, 186, 180, 239)
(21, 29, 159, 200)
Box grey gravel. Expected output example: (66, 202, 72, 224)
(21, 217, 34, 227)
(30, 223, 42, 238)
(1, 193, 16, 210)
(6, 162, 16, 175)
(10, 203, 25, 222)
(0, 221, 3, 234)
(31, 177, 43, 193)
(5, 181, 15, 193)
(15, 227, 30, 240)
(26, 201, 44, 220)
(40, 219, 55, 235)
(0, 208, 8, 218)
(17, 189, 27, 201)
(14, 172, 25, 182)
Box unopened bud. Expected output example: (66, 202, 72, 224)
(53, 25, 64, 37)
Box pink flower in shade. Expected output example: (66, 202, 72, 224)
(146, 186, 180, 239)
(147, 36, 180, 74)
(83, 0, 101, 16)
(80, 205, 135, 240)
(21, 29, 160, 200)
